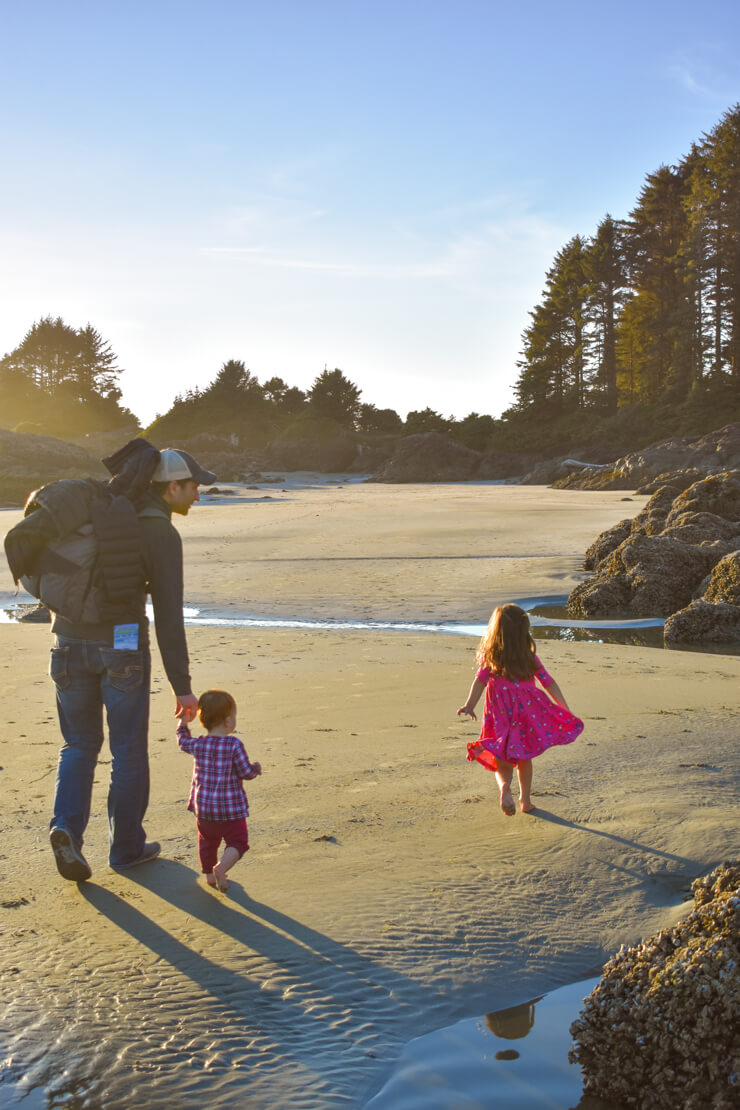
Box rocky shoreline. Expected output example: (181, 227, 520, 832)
(567, 471, 740, 645)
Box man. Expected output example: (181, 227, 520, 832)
(48, 448, 216, 881)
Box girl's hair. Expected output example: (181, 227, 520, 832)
(198, 689, 237, 731)
(476, 604, 538, 680)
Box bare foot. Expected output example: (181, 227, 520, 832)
(520, 800, 535, 813)
(213, 862, 229, 891)
(500, 786, 516, 816)
(206, 872, 218, 886)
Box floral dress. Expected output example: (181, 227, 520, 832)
(467, 655, 583, 772)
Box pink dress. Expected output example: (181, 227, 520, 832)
(467, 655, 583, 772)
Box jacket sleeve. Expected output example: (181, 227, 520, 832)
(141, 517, 191, 695)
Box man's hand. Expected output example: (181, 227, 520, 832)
(175, 694, 198, 722)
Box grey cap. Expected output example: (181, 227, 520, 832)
(152, 449, 217, 485)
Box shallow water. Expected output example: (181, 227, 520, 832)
(0, 593, 667, 651)
(364, 977, 622, 1109)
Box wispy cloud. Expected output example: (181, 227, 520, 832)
(202, 245, 452, 278)
(667, 48, 737, 103)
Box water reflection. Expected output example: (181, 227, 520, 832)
(486, 996, 543, 1040)
(364, 977, 614, 1109)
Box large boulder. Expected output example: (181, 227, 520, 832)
(664, 599, 740, 644)
(664, 469, 740, 524)
(659, 511, 740, 555)
(569, 861, 740, 1109)
(371, 433, 481, 482)
(0, 428, 105, 507)
(568, 533, 716, 618)
(262, 436, 358, 472)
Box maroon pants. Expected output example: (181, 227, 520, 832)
(195, 816, 249, 873)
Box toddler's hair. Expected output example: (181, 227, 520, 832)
(197, 689, 237, 731)
(476, 603, 538, 681)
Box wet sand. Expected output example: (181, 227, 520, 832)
(1, 483, 739, 1107)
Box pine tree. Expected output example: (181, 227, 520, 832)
(308, 368, 362, 427)
(585, 216, 625, 412)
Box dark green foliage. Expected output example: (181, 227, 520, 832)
(357, 403, 403, 434)
(307, 368, 362, 428)
(451, 412, 498, 451)
(404, 408, 451, 435)
(512, 104, 740, 424)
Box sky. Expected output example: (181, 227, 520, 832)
(1, 1, 739, 427)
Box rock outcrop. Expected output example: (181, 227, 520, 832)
(664, 599, 740, 644)
(664, 551, 740, 643)
(0, 429, 106, 507)
(371, 432, 481, 482)
(568, 471, 740, 641)
(635, 468, 706, 495)
(569, 532, 716, 618)
(262, 435, 359, 473)
(554, 422, 740, 490)
(569, 861, 740, 1109)
(520, 456, 611, 486)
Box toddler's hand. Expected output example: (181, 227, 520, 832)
(457, 705, 477, 721)
(175, 694, 198, 722)
(253, 761, 263, 776)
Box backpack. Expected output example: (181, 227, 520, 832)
(4, 476, 167, 625)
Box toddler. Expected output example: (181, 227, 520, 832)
(177, 689, 262, 890)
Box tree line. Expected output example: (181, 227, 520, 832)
(146, 361, 501, 451)
(0, 310, 501, 451)
(512, 105, 740, 419)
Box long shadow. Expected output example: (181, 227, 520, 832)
(121, 858, 446, 1028)
(531, 808, 699, 872)
(75, 882, 327, 1081)
(78, 872, 438, 1097)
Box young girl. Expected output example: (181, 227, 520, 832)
(177, 689, 262, 890)
(457, 603, 583, 816)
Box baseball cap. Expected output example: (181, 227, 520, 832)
(152, 448, 217, 485)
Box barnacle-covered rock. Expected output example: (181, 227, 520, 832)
(568, 533, 716, 618)
(569, 861, 740, 1108)
(567, 470, 740, 636)
(664, 599, 740, 645)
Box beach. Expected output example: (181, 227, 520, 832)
(1, 481, 738, 1108)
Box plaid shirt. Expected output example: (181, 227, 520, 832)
(177, 723, 259, 820)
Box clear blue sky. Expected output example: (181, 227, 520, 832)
(1, 0, 738, 426)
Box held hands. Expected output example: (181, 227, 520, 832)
(457, 705, 477, 721)
(175, 694, 198, 723)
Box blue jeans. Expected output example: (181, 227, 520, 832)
(49, 635, 151, 867)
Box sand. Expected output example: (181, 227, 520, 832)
(1, 482, 738, 1108)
